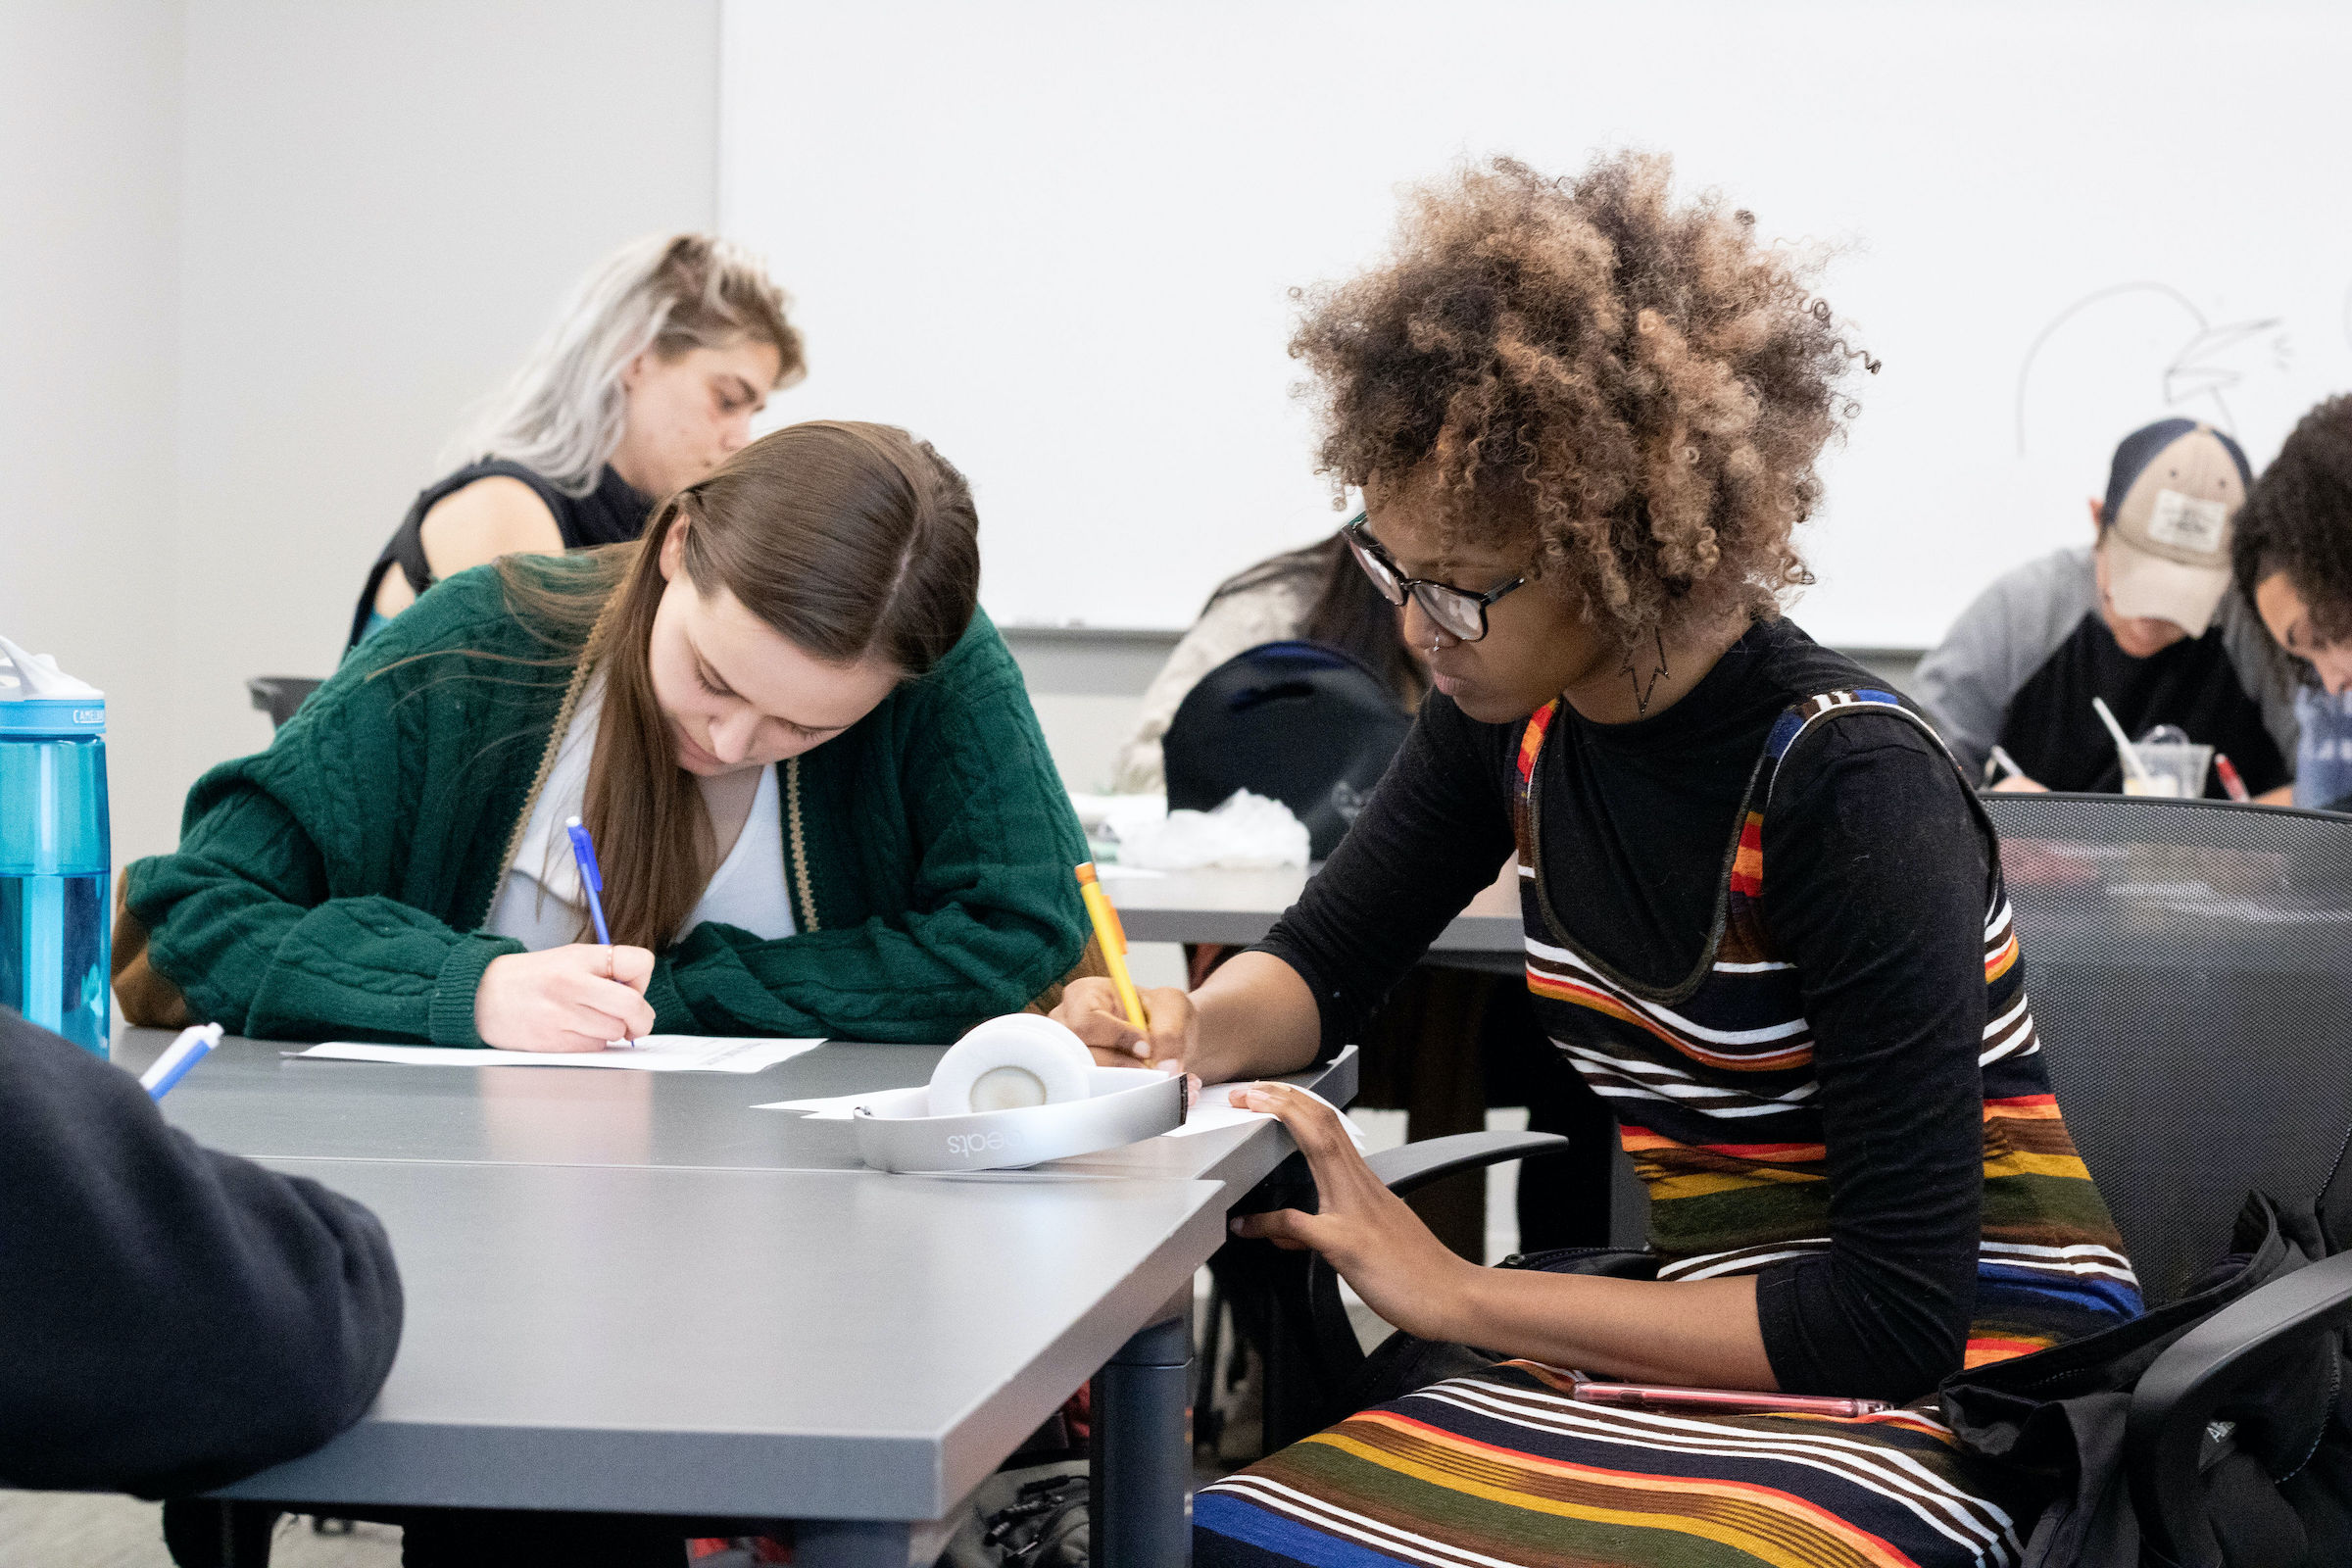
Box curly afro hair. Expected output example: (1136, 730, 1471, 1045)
(1289, 151, 1872, 651)
(2232, 395, 2352, 646)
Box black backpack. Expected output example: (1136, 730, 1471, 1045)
(1161, 640, 1413, 861)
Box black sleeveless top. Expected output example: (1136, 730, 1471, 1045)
(1255, 616, 2121, 1395)
(347, 461, 654, 650)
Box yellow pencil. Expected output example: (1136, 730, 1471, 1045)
(1075, 862, 1149, 1031)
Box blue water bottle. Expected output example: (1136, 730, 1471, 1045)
(0, 635, 111, 1055)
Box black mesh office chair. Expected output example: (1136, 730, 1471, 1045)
(246, 676, 321, 729)
(1985, 793, 2352, 1563)
(1985, 793, 2352, 1302)
(1248, 793, 2352, 1558)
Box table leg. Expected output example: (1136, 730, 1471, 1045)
(1092, 1312, 1194, 1567)
(794, 1519, 918, 1567)
(161, 1499, 276, 1566)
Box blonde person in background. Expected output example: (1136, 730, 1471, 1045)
(349, 232, 805, 649)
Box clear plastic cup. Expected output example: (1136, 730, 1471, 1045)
(2123, 743, 2212, 799)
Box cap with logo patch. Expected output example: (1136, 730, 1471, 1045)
(2101, 418, 2255, 639)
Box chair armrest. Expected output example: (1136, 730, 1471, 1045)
(1365, 1131, 1572, 1198)
(1306, 1132, 1574, 1381)
(2126, 1250, 2352, 1563)
(246, 675, 322, 729)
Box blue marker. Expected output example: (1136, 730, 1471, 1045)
(564, 814, 614, 948)
(140, 1022, 222, 1101)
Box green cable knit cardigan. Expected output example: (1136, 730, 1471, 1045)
(116, 564, 1093, 1046)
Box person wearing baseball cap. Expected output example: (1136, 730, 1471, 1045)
(1915, 418, 2298, 797)
(2232, 394, 2352, 811)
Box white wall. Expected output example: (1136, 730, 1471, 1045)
(1, 0, 725, 870)
(169, 0, 723, 864)
(722, 1, 2352, 644)
(0, 0, 185, 870)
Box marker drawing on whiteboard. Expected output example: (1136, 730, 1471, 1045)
(2014, 281, 2282, 456)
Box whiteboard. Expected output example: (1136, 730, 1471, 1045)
(720, 0, 2352, 643)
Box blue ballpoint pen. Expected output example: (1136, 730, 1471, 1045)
(564, 814, 614, 947)
(564, 815, 638, 1048)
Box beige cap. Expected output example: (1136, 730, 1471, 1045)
(2104, 424, 2248, 638)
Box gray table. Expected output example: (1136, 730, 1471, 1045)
(115, 1030, 1355, 1566)
(1104, 865, 1521, 955)
(107, 1034, 1349, 1192)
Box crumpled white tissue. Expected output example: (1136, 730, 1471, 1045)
(1070, 792, 1174, 850)
(1117, 788, 1310, 871)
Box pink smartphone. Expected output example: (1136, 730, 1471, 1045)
(1570, 1381, 1888, 1418)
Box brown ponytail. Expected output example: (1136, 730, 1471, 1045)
(499, 420, 981, 950)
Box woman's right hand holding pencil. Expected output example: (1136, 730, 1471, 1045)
(1055, 950, 1325, 1085)
(1054, 976, 1196, 1072)
(475, 944, 657, 1052)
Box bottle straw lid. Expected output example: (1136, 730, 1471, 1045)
(0, 633, 105, 735)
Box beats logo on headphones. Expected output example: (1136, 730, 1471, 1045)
(945, 1132, 1009, 1156)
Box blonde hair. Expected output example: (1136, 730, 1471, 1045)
(449, 233, 806, 497)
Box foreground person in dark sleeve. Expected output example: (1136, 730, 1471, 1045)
(1055, 153, 2142, 1568)
(0, 1009, 401, 1500)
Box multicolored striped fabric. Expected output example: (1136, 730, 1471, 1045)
(1198, 690, 2139, 1568)
(1515, 689, 2138, 1363)
(1198, 1361, 2050, 1568)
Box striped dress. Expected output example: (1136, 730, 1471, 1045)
(1199, 690, 2141, 1568)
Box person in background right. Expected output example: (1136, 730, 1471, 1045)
(2232, 394, 2352, 812)
(1914, 418, 2297, 799)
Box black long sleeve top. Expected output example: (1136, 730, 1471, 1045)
(0, 1011, 403, 1494)
(1258, 617, 1995, 1396)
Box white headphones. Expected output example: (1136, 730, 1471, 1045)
(852, 1013, 1186, 1173)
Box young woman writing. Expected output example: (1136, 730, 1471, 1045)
(350, 232, 804, 649)
(122, 420, 1092, 1049)
(1056, 155, 2140, 1566)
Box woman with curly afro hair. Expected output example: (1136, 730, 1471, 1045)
(1055, 152, 2139, 1566)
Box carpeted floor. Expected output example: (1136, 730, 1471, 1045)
(0, 1494, 402, 1566)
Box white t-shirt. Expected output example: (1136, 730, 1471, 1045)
(486, 671, 798, 951)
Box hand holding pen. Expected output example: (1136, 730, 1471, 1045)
(467, 816, 655, 1052)
(1984, 743, 2047, 794)
(564, 816, 643, 1048)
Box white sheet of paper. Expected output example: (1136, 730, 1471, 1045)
(1163, 1083, 1367, 1147)
(300, 1036, 825, 1073)
(757, 1080, 1365, 1145)
(754, 1089, 904, 1119)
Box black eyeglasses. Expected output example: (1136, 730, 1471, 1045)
(1342, 514, 1528, 643)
